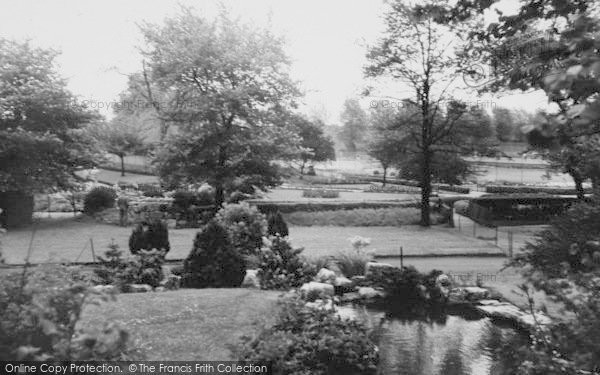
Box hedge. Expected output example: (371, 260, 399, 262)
(253, 201, 419, 214)
(485, 185, 592, 195)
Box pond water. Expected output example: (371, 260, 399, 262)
(339, 305, 525, 375)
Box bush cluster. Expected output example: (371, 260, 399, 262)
(171, 189, 215, 227)
(129, 220, 170, 255)
(256, 236, 316, 290)
(215, 202, 267, 256)
(367, 265, 445, 309)
(267, 211, 288, 237)
(1, 264, 136, 360)
(83, 186, 117, 214)
(302, 189, 340, 198)
(182, 220, 246, 288)
(238, 297, 379, 375)
(95, 244, 165, 289)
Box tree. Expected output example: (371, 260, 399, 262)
(367, 106, 409, 186)
(339, 98, 368, 153)
(366, 1, 481, 226)
(492, 106, 515, 142)
(0, 39, 99, 227)
(448, 0, 600, 197)
(91, 119, 148, 176)
(292, 115, 335, 176)
(137, 8, 301, 207)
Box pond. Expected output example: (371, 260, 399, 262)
(339, 305, 526, 375)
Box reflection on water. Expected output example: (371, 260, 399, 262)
(340, 305, 525, 375)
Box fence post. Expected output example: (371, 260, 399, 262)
(90, 238, 96, 262)
(473, 220, 476, 238)
(495, 227, 498, 246)
(508, 231, 513, 258)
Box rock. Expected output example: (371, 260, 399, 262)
(160, 275, 181, 290)
(463, 287, 490, 301)
(341, 292, 362, 303)
(357, 287, 386, 300)
(305, 298, 334, 311)
(241, 270, 261, 289)
(334, 276, 353, 287)
(155, 287, 166, 292)
(351, 275, 368, 286)
(91, 285, 117, 294)
(365, 262, 396, 280)
(127, 284, 153, 293)
(448, 288, 468, 303)
(315, 268, 337, 284)
(475, 300, 552, 329)
(300, 282, 335, 301)
(435, 274, 452, 287)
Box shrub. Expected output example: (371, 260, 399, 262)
(454, 200, 470, 216)
(267, 211, 288, 237)
(336, 251, 372, 278)
(128, 220, 170, 255)
(138, 183, 163, 197)
(302, 189, 340, 198)
(367, 265, 445, 309)
(306, 165, 316, 176)
(304, 255, 332, 272)
(171, 189, 215, 227)
(83, 186, 117, 214)
(182, 220, 246, 288)
(95, 244, 165, 289)
(238, 297, 379, 375)
(0, 264, 137, 360)
(215, 202, 267, 256)
(257, 236, 316, 290)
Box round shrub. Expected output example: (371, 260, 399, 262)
(215, 202, 267, 256)
(239, 297, 379, 375)
(257, 236, 316, 290)
(83, 186, 117, 214)
(182, 220, 246, 288)
(128, 220, 170, 255)
(267, 211, 289, 237)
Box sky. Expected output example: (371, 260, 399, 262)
(0, 0, 550, 123)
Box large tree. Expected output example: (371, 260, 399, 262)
(137, 9, 301, 207)
(339, 98, 368, 153)
(0, 39, 99, 226)
(291, 115, 335, 176)
(366, 0, 480, 226)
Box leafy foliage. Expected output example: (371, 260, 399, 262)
(138, 9, 301, 206)
(339, 98, 368, 152)
(292, 115, 336, 175)
(128, 220, 170, 255)
(0, 264, 137, 360)
(95, 244, 165, 289)
(238, 297, 379, 375)
(182, 220, 246, 288)
(83, 186, 117, 214)
(336, 251, 372, 278)
(256, 236, 316, 290)
(215, 202, 267, 256)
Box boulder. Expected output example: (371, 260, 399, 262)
(357, 287, 386, 300)
(463, 287, 490, 301)
(435, 274, 452, 287)
(351, 275, 368, 286)
(305, 298, 335, 311)
(341, 292, 362, 303)
(241, 270, 261, 289)
(127, 284, 153, 293)
(315, 268, 337, 284)
(300, 282, 335, 300)
(475, 299, 551, 329)
(365, 262, 396, 280)
(159, 274, 181, 290)
(155, 287, 166, 292)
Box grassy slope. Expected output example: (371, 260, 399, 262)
(3, 217, 506, 264)
(81, 288, 282, 360)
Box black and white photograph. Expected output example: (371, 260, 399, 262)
(0, 0, 599, 373)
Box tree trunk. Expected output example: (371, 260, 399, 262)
(120, 155, 126, 177)
(567, 169, 585, 200)
(420, 149, 432, 227)
(300, 160, 306, 179)
(215, 183, 225, 209)
(382, 166, 387, 187)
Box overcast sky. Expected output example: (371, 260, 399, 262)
(0, 0, 549, 123)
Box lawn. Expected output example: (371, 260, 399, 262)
(2, 216, 506, 264)
(80, 288, 282, 360)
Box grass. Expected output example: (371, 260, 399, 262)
(3, 215, 513, 265)
(80, 288, 282, 360)
(283, 207, 443, 227)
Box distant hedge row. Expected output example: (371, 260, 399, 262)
(253, 201, 419, 214)
(485, 185, 592, 195)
